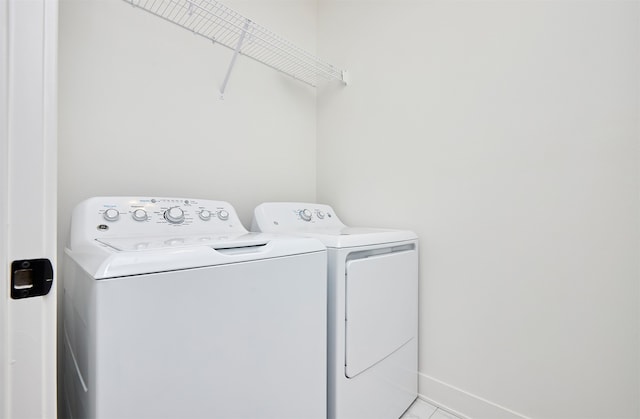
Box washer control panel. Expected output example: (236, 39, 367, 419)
(70, 197, 247, 248)
(252, 202, 346, 232)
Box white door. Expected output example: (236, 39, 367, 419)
(0, 0, 58, 417)
(345, 249, 418, 378)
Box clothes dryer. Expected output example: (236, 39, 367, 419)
(63, 197, 327, 419)
(252, 203, 418, 419)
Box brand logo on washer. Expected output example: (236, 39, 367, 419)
(97, 224, 109, 231)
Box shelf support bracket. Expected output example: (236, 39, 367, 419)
(219, 18, 250, 99)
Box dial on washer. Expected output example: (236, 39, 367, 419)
(132, 209, 148, 221)
(103, 208, 120, 222)
(164, 207, 185, 224)
(300, 209, 312, 222)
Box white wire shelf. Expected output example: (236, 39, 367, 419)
(125, 0, 348, 94)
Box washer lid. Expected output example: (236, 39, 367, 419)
(96, 233, 265, 252)
(66, 233, 326, 279)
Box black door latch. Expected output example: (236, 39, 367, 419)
(11, 259, 54, 299)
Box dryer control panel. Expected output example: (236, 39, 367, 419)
(69, 197, 247, 249)
(252, 202, 346, 232)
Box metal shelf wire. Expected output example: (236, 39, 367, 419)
(125, 0, 348, 92)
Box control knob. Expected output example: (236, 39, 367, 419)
(217, 209, 229, 221)
(199, 210, 212, 221)
(103, 208, 120, 222)
(164, 207, 185, 224)
(300, 209, 312, 222)
(316, 210, 325, 219)
(132, 209, 148, 221)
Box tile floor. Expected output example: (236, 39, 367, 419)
(401, 398, 462, 419)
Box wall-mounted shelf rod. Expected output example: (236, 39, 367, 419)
(125, 0, 348, 94)
(220, 18, 249, 98)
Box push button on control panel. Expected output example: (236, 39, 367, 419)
(164, 238, 184, 246)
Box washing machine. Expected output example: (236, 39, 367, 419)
(63, 196, 327, 419)
(252, 203, 418, 419)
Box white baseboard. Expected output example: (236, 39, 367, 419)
(418, 373, 530, 419)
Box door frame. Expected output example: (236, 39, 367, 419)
(0, 0, 58, 417)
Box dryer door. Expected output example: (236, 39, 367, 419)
(344, 247, 418, 378)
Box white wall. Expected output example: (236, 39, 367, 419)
(58, 0, 319, 233)
(317, 1, 640, 418)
